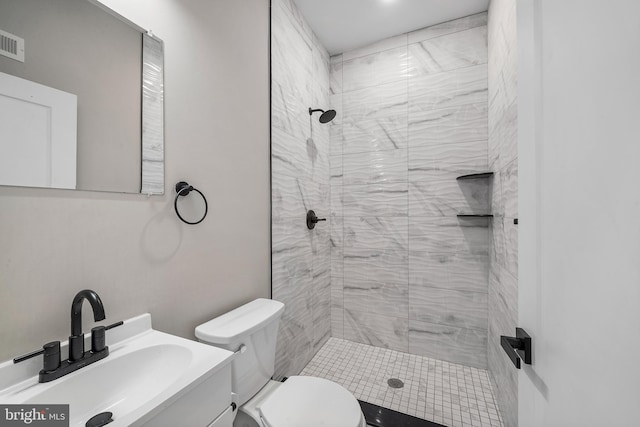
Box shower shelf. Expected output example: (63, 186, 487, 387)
(457, 214, 494, 218)
(456, 172, 494, 180)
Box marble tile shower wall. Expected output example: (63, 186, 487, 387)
(330, 13, 491, 369)
(271, 0, 332, 379)
(487, 1, 518, 426)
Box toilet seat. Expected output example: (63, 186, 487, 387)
(258, 376, 364, 427)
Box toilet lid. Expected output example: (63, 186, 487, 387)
(258, 376, 363, 427)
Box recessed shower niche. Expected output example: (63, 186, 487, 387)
(456, 172, 494, 217)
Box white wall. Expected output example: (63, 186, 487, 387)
(518, 1, 640, 425)
(0, 0, 270, 362)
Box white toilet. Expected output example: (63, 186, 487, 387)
(196, 298, 366, 427)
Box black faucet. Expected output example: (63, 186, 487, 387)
(13, 289, 122, 383)
(69, 289, 105, 361)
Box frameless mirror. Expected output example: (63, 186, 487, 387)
(0, 0, 164, 194)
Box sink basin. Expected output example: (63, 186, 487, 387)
(24, 344, 192, 424)
(0, 314, 234, 426)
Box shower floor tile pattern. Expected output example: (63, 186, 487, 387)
(300, 338, 504, 427)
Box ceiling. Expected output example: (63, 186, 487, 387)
(293, 0, 490, 55)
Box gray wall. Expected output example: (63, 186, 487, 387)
(0, 0, 271, 362)
(0, 0, 142, 193)
(271, 0, 332, 378)
(487, 0, 518, 426)
(330, 14, 491, 369)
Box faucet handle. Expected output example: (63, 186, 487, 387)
(42, 342, 61, 371)
(91, 321, 124, 353)
(105, 321, 124, 331)
(14, 341, 61, 371)
(91, 327, 106, 353)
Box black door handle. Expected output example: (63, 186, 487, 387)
(306, 210, 326, 229)
(500, 328, 532, 369)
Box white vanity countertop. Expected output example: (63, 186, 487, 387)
(0, 314, 234, 427)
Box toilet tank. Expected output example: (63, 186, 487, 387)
(195, 298, 285, 406)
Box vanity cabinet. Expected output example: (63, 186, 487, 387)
(139, 360, 234, 427)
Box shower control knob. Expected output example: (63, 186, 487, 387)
(306, 210, 326, 230)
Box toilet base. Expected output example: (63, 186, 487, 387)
(233, 380, 282, 427)
(233, 410, 260, 427)
(233, 378, 366, 427)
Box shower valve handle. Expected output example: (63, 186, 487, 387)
(306, 210, 326, 230)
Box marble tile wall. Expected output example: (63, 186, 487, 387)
(330, 13, 491, 369)
(487, 1, 518, 426)
(271, 0, 332, 379)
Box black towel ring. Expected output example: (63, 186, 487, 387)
(174, 181, 208, 225)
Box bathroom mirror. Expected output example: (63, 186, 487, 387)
(0, 0, 164, 194)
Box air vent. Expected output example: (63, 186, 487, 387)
(0, 29, 25, 63)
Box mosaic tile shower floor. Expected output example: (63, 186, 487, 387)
(300, 338, 504, 427)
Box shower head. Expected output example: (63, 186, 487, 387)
(309, 108, 337, 124)
(319, 109, 337, 123)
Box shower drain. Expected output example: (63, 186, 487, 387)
(387, 378, 404, 389)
